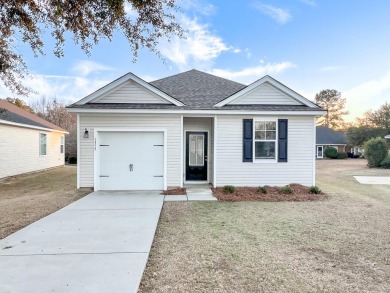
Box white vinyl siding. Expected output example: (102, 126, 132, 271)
(91, 80, 171, 104)
(229, 83, 301, 105)
(0, 125, 65, 179)
(216, 115, 315, 186)
(78, 114, 181, 188)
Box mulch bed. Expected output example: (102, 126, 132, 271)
(212, 184, 329, 202)
(162, 188, 187, 195)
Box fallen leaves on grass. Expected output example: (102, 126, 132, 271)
(162, 188, 187, 195)
(212, 184, 328, 202)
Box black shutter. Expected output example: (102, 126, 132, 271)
(243, 119, 253, 162)
(278, 119, 288, 162)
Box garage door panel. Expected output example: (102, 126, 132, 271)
(98, 132, 164, 190)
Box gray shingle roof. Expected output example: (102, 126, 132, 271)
(316, 126, 346, 144)
(150, 69, 246, 107)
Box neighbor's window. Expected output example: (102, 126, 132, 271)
(40, 133, 47, 156)
(254, 121, 276, 159)
(60, 136, 64, 154)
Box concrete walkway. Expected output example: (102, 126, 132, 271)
(164, 184, 218, 202)
(0, 191, 164, 293)
(354, 176, 390, 185)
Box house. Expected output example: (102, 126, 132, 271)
(0, 100, 68, 179)
(67, 69, 326, 190)
(315, 126, 351, 158)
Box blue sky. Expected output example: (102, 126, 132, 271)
(1, 0, 390, 121)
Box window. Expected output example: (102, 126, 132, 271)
(254, 121, 276, 159)
(40, 133, 47, 156)
(60, 136, 64, 154)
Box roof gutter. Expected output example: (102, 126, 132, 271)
(0, 119, 69, 134)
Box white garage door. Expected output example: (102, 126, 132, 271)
(98, 131, 164, 190)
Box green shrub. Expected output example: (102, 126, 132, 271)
(68, 157, 77, 164)
(336, 152, 348, 159)
(309, 186, 321, 194)
(281, 185, 293, 194)
(324, 147, 338, 159)
(222, 185, 235, 194)
(257, 186, 267, 194)
(380, 156, 390, 169)
(364, 137, 388, 167)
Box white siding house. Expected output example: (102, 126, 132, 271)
(0, 100, 68, 179)
(68, 70, 325, 190)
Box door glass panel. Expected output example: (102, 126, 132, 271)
(189, 134, 204, 166)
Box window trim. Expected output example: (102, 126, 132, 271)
(60, 135, 64, 154)
(253, 118, 278, 163)
(39, 133, 47, 156)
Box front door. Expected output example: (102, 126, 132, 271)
(186, 132, 208, 181)
(317, 146, 323, 159)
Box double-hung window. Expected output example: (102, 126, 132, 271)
(60, 136, 64, 154)
(254, 120, 277, 160)
(40, 133, 47, 156)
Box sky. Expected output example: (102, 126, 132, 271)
(1, 0, 390, 121)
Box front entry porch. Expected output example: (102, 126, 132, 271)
(164, 184, 217, 202)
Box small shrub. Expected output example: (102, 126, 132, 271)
(68, 157, 77, 164)
(324, 147, 338, 159)
(380, 156, 390, 169)
(336, 152, 348, 159)
(364, 137, 388, 167)
(222, 185, 235, 194)
(309, 186, 321, 194)
(281, 185, 293, 194)
(257, 186, 267, 194)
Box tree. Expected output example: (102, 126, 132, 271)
(357, 102, 390, 132)
(364, 137, 388, 168)
(346, 127, 387, 146)
(1, 0, 184, 96)
(4, 97, 34, 112)
(315, 89, 349, 130)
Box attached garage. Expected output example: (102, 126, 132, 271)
(95, 130, 166, 190)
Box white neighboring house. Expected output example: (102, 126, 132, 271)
(67, 69, 326, 191)
(0, 100, 68, 179)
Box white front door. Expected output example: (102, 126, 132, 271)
(98, 132, 164, 190)
(317, 146, 323, 158)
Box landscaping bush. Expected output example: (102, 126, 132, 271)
(222, 185, 235, 194)
(257, 186, 267, 194)
(281, 185, 293, 194)
(309, 186, 321, 194)
(380, 156, 390, 169)
(336, 152, 348, 159)
(364, 137, 388, 167)
(324, 147, 338, 159)
(68, 157, 77, 164)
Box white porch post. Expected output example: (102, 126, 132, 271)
(180, 115, 184, 187)
(213, 115, 218, 187)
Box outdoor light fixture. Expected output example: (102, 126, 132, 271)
(83, 128, 89, 139)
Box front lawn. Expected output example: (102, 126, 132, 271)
(140, 159, 390, 292)
(0, 166, 90, 239)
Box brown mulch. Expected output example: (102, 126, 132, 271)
(212, 184, 328, 202)
(162, 188, 187, 195)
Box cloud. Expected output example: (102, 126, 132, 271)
(178, 0, 216, 15)
(159, 16, 232, 70)
(320, 66, 344, 72)
(71, 60, 114, 77)
(208, 62, 296, 84)
(343, 70, 390, 121)
(253, 3, 291, 24)
(299, 0, 316, 6)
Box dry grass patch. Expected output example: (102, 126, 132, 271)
(0, 166, 90, 239)
(140, 159, 390, 293)
(162, 188, 186, 195)
(212, 184, 327, 201)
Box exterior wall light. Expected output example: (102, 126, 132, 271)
(83, 128, 89, 139)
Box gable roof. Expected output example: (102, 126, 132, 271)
(215, 75, 318, 108)
(74, 72, 184, 106)
(316, 126, 347, 145)
(150, 69, 246, 107)
(0, 100, 67, 132)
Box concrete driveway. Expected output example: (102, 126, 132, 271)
(0, 191, 164, 293)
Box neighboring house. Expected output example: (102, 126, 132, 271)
(67, 69, 326, 190)
(385, 134, 390, 139)
(0, 100, 68, 179)
(315, 126, 350, 158)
